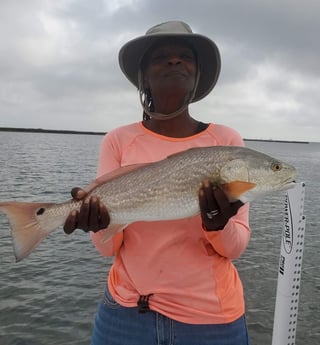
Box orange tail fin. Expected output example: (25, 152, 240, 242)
(0, 202, 55, 262)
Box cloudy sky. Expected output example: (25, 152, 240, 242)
(0, 0, 319, 141)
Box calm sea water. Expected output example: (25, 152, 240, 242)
(0, 132, 319, 345)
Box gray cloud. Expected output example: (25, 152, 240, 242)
(0, 0, 319, 141)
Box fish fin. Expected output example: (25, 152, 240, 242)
(100, 224, 128, 243)
(84, 164, 150, 194)
(220, 181, 256, 201)
(0, 202, 55, 262)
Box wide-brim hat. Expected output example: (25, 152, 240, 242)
(118, 21, 221, 103)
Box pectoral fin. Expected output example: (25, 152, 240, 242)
(221, 181, 256, 201)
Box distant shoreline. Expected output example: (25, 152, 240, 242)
(243, 138, 309, 144)
(0, 127, 310, 144)
(0, 127, 106, 136)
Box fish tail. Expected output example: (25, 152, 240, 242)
(0, 202, 55, 262)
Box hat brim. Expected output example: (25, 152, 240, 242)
(119, 33, 221, 102)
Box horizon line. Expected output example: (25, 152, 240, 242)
(0, 126, 310, 144)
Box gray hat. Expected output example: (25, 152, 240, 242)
(118, 21, 221, 102)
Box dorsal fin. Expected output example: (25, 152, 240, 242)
(84, 148, 205, 194)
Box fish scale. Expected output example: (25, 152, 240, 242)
(0, 145, 296, 261)
(96, 149, 219, 222)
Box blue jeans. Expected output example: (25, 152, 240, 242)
(91, 288, 251, 345)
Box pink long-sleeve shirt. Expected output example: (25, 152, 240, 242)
(91, 122, 250, 324)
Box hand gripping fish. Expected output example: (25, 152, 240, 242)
(0, 146, 296, 262)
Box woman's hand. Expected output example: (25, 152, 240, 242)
(63, 187, 110, 234)
(199, 180, 243, 231)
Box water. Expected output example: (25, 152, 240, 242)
(0, 132, 319, 345)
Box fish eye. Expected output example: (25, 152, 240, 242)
(271, 162, 282, 172)
(36, 207, 45, 215)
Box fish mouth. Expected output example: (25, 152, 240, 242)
(279, 179, 296, 191)
(279, 167, 297, 190)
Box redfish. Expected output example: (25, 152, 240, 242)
(0, 146, 296, 262)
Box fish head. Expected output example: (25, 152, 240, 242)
(219, 148, 297, 203)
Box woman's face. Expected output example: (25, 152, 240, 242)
(142, 41, 197, 99)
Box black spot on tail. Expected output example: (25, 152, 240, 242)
(37, 208, 45, 215)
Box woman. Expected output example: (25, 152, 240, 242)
(64, 21, 251, 345)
